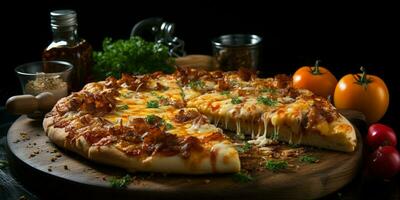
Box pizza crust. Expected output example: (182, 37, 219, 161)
(43, 116, 240, 174)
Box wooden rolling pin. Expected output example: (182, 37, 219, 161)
(6, 92, 58, 115)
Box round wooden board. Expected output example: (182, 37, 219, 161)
(7, 114, 363, 200)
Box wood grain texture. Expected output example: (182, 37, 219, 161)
(6, 111, 363, 200)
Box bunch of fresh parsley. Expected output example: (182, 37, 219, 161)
(93, 36, 175, 80)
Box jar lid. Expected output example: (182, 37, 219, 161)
(212, 34, 262, 48)
(50, 10, 77, 27)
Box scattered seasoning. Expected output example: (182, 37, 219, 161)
(64, 165, 69, 170)
(116, 104, 129, 111)
(236, 142, 252, 153)
(50, 158, 56, 162)
(231, 97, 242, 104)
(146, 100, 159, 108)
(19, 132, 30, 141)
(29, 153, 36, 158)
(55, 153, 62, 158)
(48, 167, 53, 172)
(299, 155, 319, 163)
(0, 160, 8, 169)
(188, 80, 205, 90)
(108, 174, 133, 189)
(265, 160, 288, 172)
(257, 96, 277, 106)
(232, 171, 253, 183)
(13, 139, 21, 143)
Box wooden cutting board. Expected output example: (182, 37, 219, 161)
(6, 111, 364, 200)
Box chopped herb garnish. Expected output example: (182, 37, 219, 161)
(231, 97, 242, 104)
(257, 96, 277, 106)
(116, 104, 129, 111)
(0, 160, 8, 169)
(236, 142, 252, 153)
(147, 100, 159, 108)
(220, 90, 230, 95)
(299, 155, 319, 163)
(146, 115, 158, 124)
(188, 80, 205, 90)
(108, 174, 133, 189)
(261, 88, 276, 94)
(232, 171, 253, 183)
(165, 123, 174, 130)
(265, 160, 288, 172)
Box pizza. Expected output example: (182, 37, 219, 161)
(43, 67, 357, 174)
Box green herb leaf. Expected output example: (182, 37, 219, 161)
(147, 100, 159, 108)
(108, 174, 132, 189)
(220, 90, 230, 95)
(116, 104, 129, 111)
(145, 115, 158, 124)
(232, 171, 253, 183)
(93, 36, 175, 80)
(299, 155, 319, 163)
(236, 142, 252, 153)
(265, 160, 288, 172)
(165, 123, 174, 130)
(188, 80, 205, 90)
(257, 96, 277, 106)
(0, 160, 8, 169)
(231, 97, 242, 104)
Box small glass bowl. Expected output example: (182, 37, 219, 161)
(15, 61, 73, 101)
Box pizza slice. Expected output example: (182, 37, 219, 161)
(43, 73, 240, 174)
(180, 68, 357, 152)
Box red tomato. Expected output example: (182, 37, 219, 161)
(367, 124, 397, 150)
(368, 146, 400, 179)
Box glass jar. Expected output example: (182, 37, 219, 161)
(42, 10, 93, 91)
(212, 34, 262, 71)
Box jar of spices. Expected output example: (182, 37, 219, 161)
(42, 10, 93, 91)
(212, 34, 262, 71)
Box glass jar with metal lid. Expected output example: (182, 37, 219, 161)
(212, 34, 262, 71)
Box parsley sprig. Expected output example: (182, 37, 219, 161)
(265, 160, 288, 172)
(93, 36, 175, 80)
(108, 174, 133, 189)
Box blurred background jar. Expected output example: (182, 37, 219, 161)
(42, 10, 93, 91)
(212, 34, 262, 71)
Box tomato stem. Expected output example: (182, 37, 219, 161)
(311, 60, 322, 75)
(355, 66, 372, 88)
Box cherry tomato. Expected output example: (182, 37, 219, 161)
(367, 146, 400, 179)
(293, 60, 338, 98)
(334, 67, 389, 123)
(367, 124, 397, 150)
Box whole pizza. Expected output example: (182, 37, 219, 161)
(43, 67, 357, 174)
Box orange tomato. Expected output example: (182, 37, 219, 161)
(334, 67, 389, 123)
(293, 60, 338, 98)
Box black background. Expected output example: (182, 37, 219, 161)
(2, 1, 399, 132)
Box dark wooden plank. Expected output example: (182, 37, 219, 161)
(6, 113, 363, 200)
